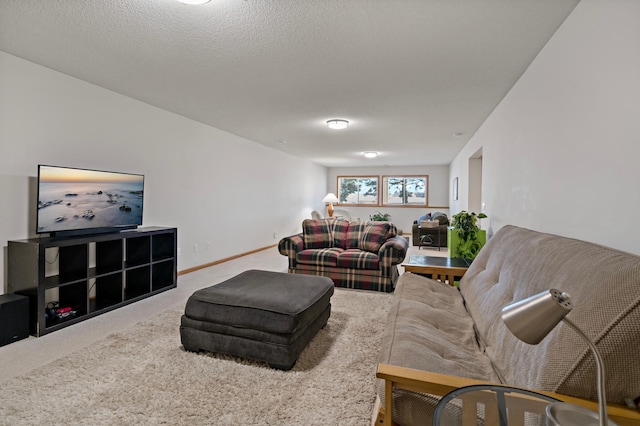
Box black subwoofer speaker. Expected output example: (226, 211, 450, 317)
(0, 293, 30, 347)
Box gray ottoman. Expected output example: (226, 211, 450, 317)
(180, 269, 334, 370)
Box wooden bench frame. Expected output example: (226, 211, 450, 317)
(375, 363, 640, 426)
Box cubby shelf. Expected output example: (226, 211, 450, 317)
(8, 227, 177, 336)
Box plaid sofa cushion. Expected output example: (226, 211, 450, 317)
(345, 221, 367, 249)
(359, 222, 391, 253)
(297, 248, 342, 267)
(302, 219, 334, 249)
(336, 249, 380, 270)
(292, 264, 398, 293)
(383, 223, 398, 239)
(331, 219, 351, 249)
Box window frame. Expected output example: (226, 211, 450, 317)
(336, 176, 380, 206)
(381, 175, 429, 207)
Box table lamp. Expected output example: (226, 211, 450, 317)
(322, 193, 339, 217)
(501, 289, 618, 426)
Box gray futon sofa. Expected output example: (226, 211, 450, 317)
(375, 225, 640, 425)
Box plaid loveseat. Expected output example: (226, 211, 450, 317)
(278, 219, 409, 293)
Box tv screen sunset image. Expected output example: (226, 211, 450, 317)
(37, 166, 144, 233)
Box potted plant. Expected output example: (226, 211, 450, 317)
(369, 211, 391, 221)
(449, 211, 487, 261)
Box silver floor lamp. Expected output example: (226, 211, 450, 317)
(501, 289, 618, 426)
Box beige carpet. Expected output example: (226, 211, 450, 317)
(0, 288, 393, 426)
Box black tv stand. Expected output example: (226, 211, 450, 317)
(8, 226, 177, 336)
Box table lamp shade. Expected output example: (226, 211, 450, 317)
(322, 193, 339, 217)
(501, 289, 572, 344)
(322, 193, 339, 203)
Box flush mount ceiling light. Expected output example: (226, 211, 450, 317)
(326, 119, 349, 130)
(364, 151, 378, 158)
(176, 0, 211, 4)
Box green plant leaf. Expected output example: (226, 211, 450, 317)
(451, 210, 487, 260)
(369, 211, 391, 221)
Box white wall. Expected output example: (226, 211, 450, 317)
(0, 51, 327, 293)
(327, 165, 450, 233)
(450, 0, 640, 254)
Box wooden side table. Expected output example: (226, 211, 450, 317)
(402, 255, 470, 285)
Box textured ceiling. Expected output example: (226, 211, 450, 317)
(0, 0, 579, 167)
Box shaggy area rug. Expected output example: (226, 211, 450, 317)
(0, 288, 393, 425)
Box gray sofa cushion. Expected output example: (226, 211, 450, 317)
(377, 272, 499, 424)
(431, 212, 449, 225)
(460, 225, 640, 403)
(417, 213, 431, 223)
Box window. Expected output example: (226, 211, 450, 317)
(336, 175, 429, 206)
(337, 176, 379, 205)
(382, 175, 428, 206)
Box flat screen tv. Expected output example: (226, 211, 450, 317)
(36, 165, 144, 237)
